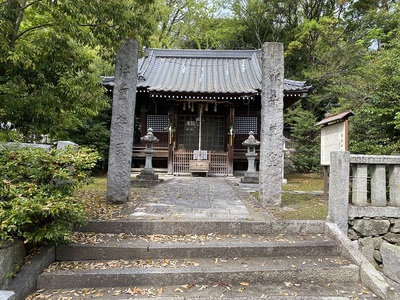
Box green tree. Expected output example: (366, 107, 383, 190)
(226, 0, 400, 162)
(67, 102, 112, 172)
(149, 0, 234, 49)
(286, 106, 320, 172)
(348, 33, 400, 154)
(315, 2, 400, 154)
(0, 0, 155, 141)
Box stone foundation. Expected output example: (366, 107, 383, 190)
(349, 216, 400, 284)
(0, 240, 25, 289)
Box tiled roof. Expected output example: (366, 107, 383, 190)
(103, 48, 311, 96)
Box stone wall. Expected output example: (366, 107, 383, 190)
(1, 141, 77, 150)
(328, 152, 400, 286)
(348, 214, 400, 284)
(0, 240, 25, 289)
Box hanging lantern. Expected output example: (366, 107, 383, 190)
(183, 101, 186, 110)
(214, 102, 217, 112)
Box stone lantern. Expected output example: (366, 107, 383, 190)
(241, 131, 260, 183)
(135, 128, 160, 182)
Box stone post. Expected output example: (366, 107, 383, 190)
(352, 164, 368, 206)
(328, 151, 350, 234)
(107, 39, 138, 204)
(371, 165, 386, 206)
(259, 42, 284, 207)
(389, 165, 400, 207)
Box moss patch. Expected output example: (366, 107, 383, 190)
(80, 176, 107, 191)
(269, 192, 328, 220)
(271, 173, 327, 220)
(282, 173, 324, 192)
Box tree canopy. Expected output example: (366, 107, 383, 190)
(0, 0, 154, 141)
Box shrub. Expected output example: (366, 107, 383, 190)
(0, 146, 99, 246)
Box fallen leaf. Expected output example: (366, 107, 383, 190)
(126, 287, 145, 295)
(181, 284, 194, 289)
(157, 287, 163, 295)
(198, 285, 208, 290)
(284, 282, 293, 287)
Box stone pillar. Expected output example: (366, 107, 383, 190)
(389, 165, 400, 207)
(352, 164, 368, 206)
(259, 42, 284, 207)
(328, 151, 350, 234)
(107, 39, 138, 204)
(371, 165, 386, 206)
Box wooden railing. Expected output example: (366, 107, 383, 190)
(132, 146, 169, 158)
(173, 150, 193, 175)
(132, 146, 229, 176)
(210, 152, 228, 176)
(329, 151, 400, 233)
(173, 150, 228, 176)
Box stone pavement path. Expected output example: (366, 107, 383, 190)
(129, 177, 275, 221)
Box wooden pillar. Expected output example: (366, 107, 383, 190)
(167, 105, 175, 174)
(227, 107, 235, 176)
(140, 108, 147, 142)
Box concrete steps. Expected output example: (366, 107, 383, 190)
(31, 220, 378, 299)
(31, 283, 374, 300)
(55, 232, 341, 261)
(37, 256, 359, 289)
(77, 219, 326, 235)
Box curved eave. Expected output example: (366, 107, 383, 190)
(104, 81, 310, 97)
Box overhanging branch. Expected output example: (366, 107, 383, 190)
(16, 23, 55, 40)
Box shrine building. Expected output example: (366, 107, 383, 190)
(103, 48, 311, 176)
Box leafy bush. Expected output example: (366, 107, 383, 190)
(0, 146, 99, 245)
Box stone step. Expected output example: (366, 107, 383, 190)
(77, 220, 326, 236)
(29, 220, 382, 299)
(30, 282, 377, 299)
(56, 233, 340, 261)
(36, 256, 359, 290)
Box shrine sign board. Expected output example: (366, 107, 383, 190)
(317, 110, 354, 166)
(320, 122, 346, 166)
